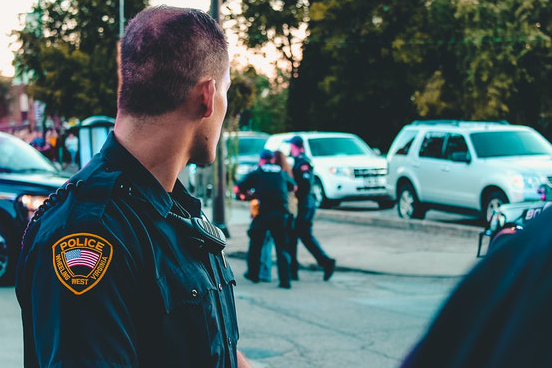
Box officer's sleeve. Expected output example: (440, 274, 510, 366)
(237, 170, 256, 193)
(18, 219, 140, 368)
(284, 172, 296, 192)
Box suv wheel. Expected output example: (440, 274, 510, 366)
(0, 223, 16, 285)
(397, 183, 426, 219)
(483, 191, 508, 223)
(312, 178, 339, 208)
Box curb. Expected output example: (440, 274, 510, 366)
(229, 200, 482, 239)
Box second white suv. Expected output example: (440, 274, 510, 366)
(264, 132, 392, 208)
(386, 120, 552, 221)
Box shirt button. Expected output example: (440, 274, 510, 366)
(191, 289, 198, 298)
(228, 338, 232, 345)
(218, 283, 223, 291)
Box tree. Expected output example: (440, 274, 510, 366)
(13, 0, 148, 120)
(289, 0, 423, 149)
(230, 0, 309, 78)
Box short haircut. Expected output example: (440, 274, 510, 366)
(118, 6, 229, 117)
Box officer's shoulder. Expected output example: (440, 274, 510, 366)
(28, 157, 123, 238)
(260, 164, 282, 173)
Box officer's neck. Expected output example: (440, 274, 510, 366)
(114, 111, 193, 192)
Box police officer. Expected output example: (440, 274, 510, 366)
(289, 135, 336, 281)
(235, 149, 296, 289)
(400, 201, 552, 367)
(16, 7, 251, 368)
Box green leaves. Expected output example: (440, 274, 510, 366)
(14, 0, 148, 120)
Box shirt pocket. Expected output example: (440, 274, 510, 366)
(156, 263, 215, 314)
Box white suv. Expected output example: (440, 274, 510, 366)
(264, 132, 392, 208)
(386, 120, 552, 221)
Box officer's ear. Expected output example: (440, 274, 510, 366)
(199, 79, 216, 118)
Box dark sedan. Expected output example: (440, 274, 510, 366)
(0, 132, 69, 284)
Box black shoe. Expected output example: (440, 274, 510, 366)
(279, 283, 291, 289)
(244, 273, 259, 283)
(323, 259, 336, 281)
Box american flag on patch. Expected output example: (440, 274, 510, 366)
(65, 249, 100, 269)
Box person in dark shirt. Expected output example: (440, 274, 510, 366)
(289, 135, 336, 281)
(400, 205, 552, 368)
(235, 149, 296, 288)
(16, 7, 251, 368)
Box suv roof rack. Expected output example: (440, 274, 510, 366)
(410, 119, 510, 126)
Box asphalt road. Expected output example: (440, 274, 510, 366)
(0, 261, 460, 368)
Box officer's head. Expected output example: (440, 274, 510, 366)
(259, 149, 274, 165)
(118, 7, 230, 164)
(289, 136, 304, 156)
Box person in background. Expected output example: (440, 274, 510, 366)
(235, 149, 296, 289)
(289, 135, 336, 281)
(65, 132, 78, 166)
(258, 150, 298, 281)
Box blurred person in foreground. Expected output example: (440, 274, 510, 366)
(16, 6, 251, 368)
(401, 205, 552, 367)
(289, 136, 336, 281)
(235, 149, 296, 288)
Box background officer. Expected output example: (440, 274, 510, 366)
(289, 135, 336, 281)
(16, 7, 251, 368)
(235, 149, 296, 289)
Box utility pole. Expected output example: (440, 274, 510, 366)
(210, 0, 230, 237)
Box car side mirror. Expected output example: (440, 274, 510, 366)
(372, 148, 381, 156)
(451, 151, 471, 163)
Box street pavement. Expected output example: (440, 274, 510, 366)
(221, 200, 484, 278)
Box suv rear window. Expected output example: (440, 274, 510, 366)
(470, 130, 552, 158)
(308, 137, 373, 157)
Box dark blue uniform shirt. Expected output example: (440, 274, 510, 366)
(16, 133, 239, 368)
(237, 164, 295, 213)
(292, 153, 314, 205)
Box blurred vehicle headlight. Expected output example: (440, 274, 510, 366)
(511, 174, 543, 189)
(329, 167, 354, 178)
(18, 194, 48, 221)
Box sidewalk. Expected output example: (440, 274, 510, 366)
(221, 201, 483, 278)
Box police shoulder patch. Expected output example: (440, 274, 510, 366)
(52, 233, 114, 295)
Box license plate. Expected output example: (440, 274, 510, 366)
(364, 177, 377, 187)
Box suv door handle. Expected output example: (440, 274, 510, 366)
(412, 162, 420, 168)
(441, 165, 450, 172)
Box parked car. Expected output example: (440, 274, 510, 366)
(0, 132, 69, 284)
(386, 120, 552, 221)
(264, 131, 392, 208)
(225, 131, 269, 183)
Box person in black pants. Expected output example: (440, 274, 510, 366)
(235, 149, 296, 289)
(289, 135, 336, 281)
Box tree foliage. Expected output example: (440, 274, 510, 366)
(230, 0, 309, 77)
(285, 0, 552, 149)
(14, 0, 148, 119)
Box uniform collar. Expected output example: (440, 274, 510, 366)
(100, 132, 173, 217)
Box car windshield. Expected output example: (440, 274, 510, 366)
(0, 134, 58, 173)
(308, 136, 374, 157)
(237, 137, 268, 156)
(470, 130, 552, 158)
